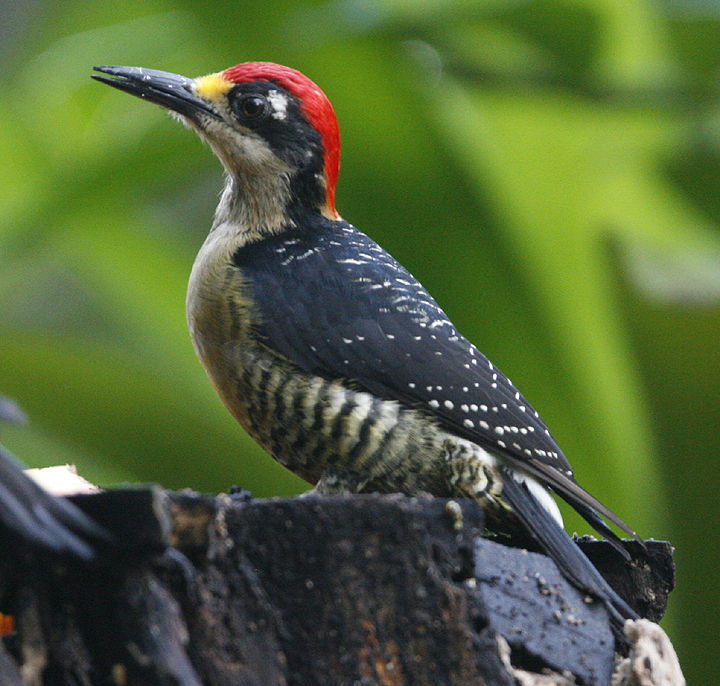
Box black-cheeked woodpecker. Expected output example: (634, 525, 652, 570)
(92, 62, 644, 629)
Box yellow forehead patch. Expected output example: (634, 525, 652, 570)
(193, 72, 233, 103)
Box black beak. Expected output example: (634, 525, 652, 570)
(92, 65, 219, 123)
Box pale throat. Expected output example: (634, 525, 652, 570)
(200, 124, 336, 238)
(213, 170, 294, 240)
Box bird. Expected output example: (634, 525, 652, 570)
(92, 62, 643, 628)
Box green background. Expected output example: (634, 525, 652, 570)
(1, 0, 718, 681)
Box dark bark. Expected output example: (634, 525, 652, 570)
(0, 489, 675, 686)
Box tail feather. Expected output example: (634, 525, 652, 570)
(499, 470, 637, 635)
(564, 496, 632, 561)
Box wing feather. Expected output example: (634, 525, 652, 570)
(234, 220, 639, 543)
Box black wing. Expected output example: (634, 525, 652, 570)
(235, 220, 639, 543)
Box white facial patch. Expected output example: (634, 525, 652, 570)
(267, 89, 289, 120)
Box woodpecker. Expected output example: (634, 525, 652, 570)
(93, 63, 643, 627)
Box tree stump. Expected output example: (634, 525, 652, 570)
(0, 489, 678, 686)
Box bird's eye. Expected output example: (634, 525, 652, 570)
(238, 95, 267, 119)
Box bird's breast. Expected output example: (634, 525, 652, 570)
(186, 224, 260, 426)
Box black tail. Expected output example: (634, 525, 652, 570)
(499, 471, 637, 638)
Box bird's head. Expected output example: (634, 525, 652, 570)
(93, 63, 341, 235)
